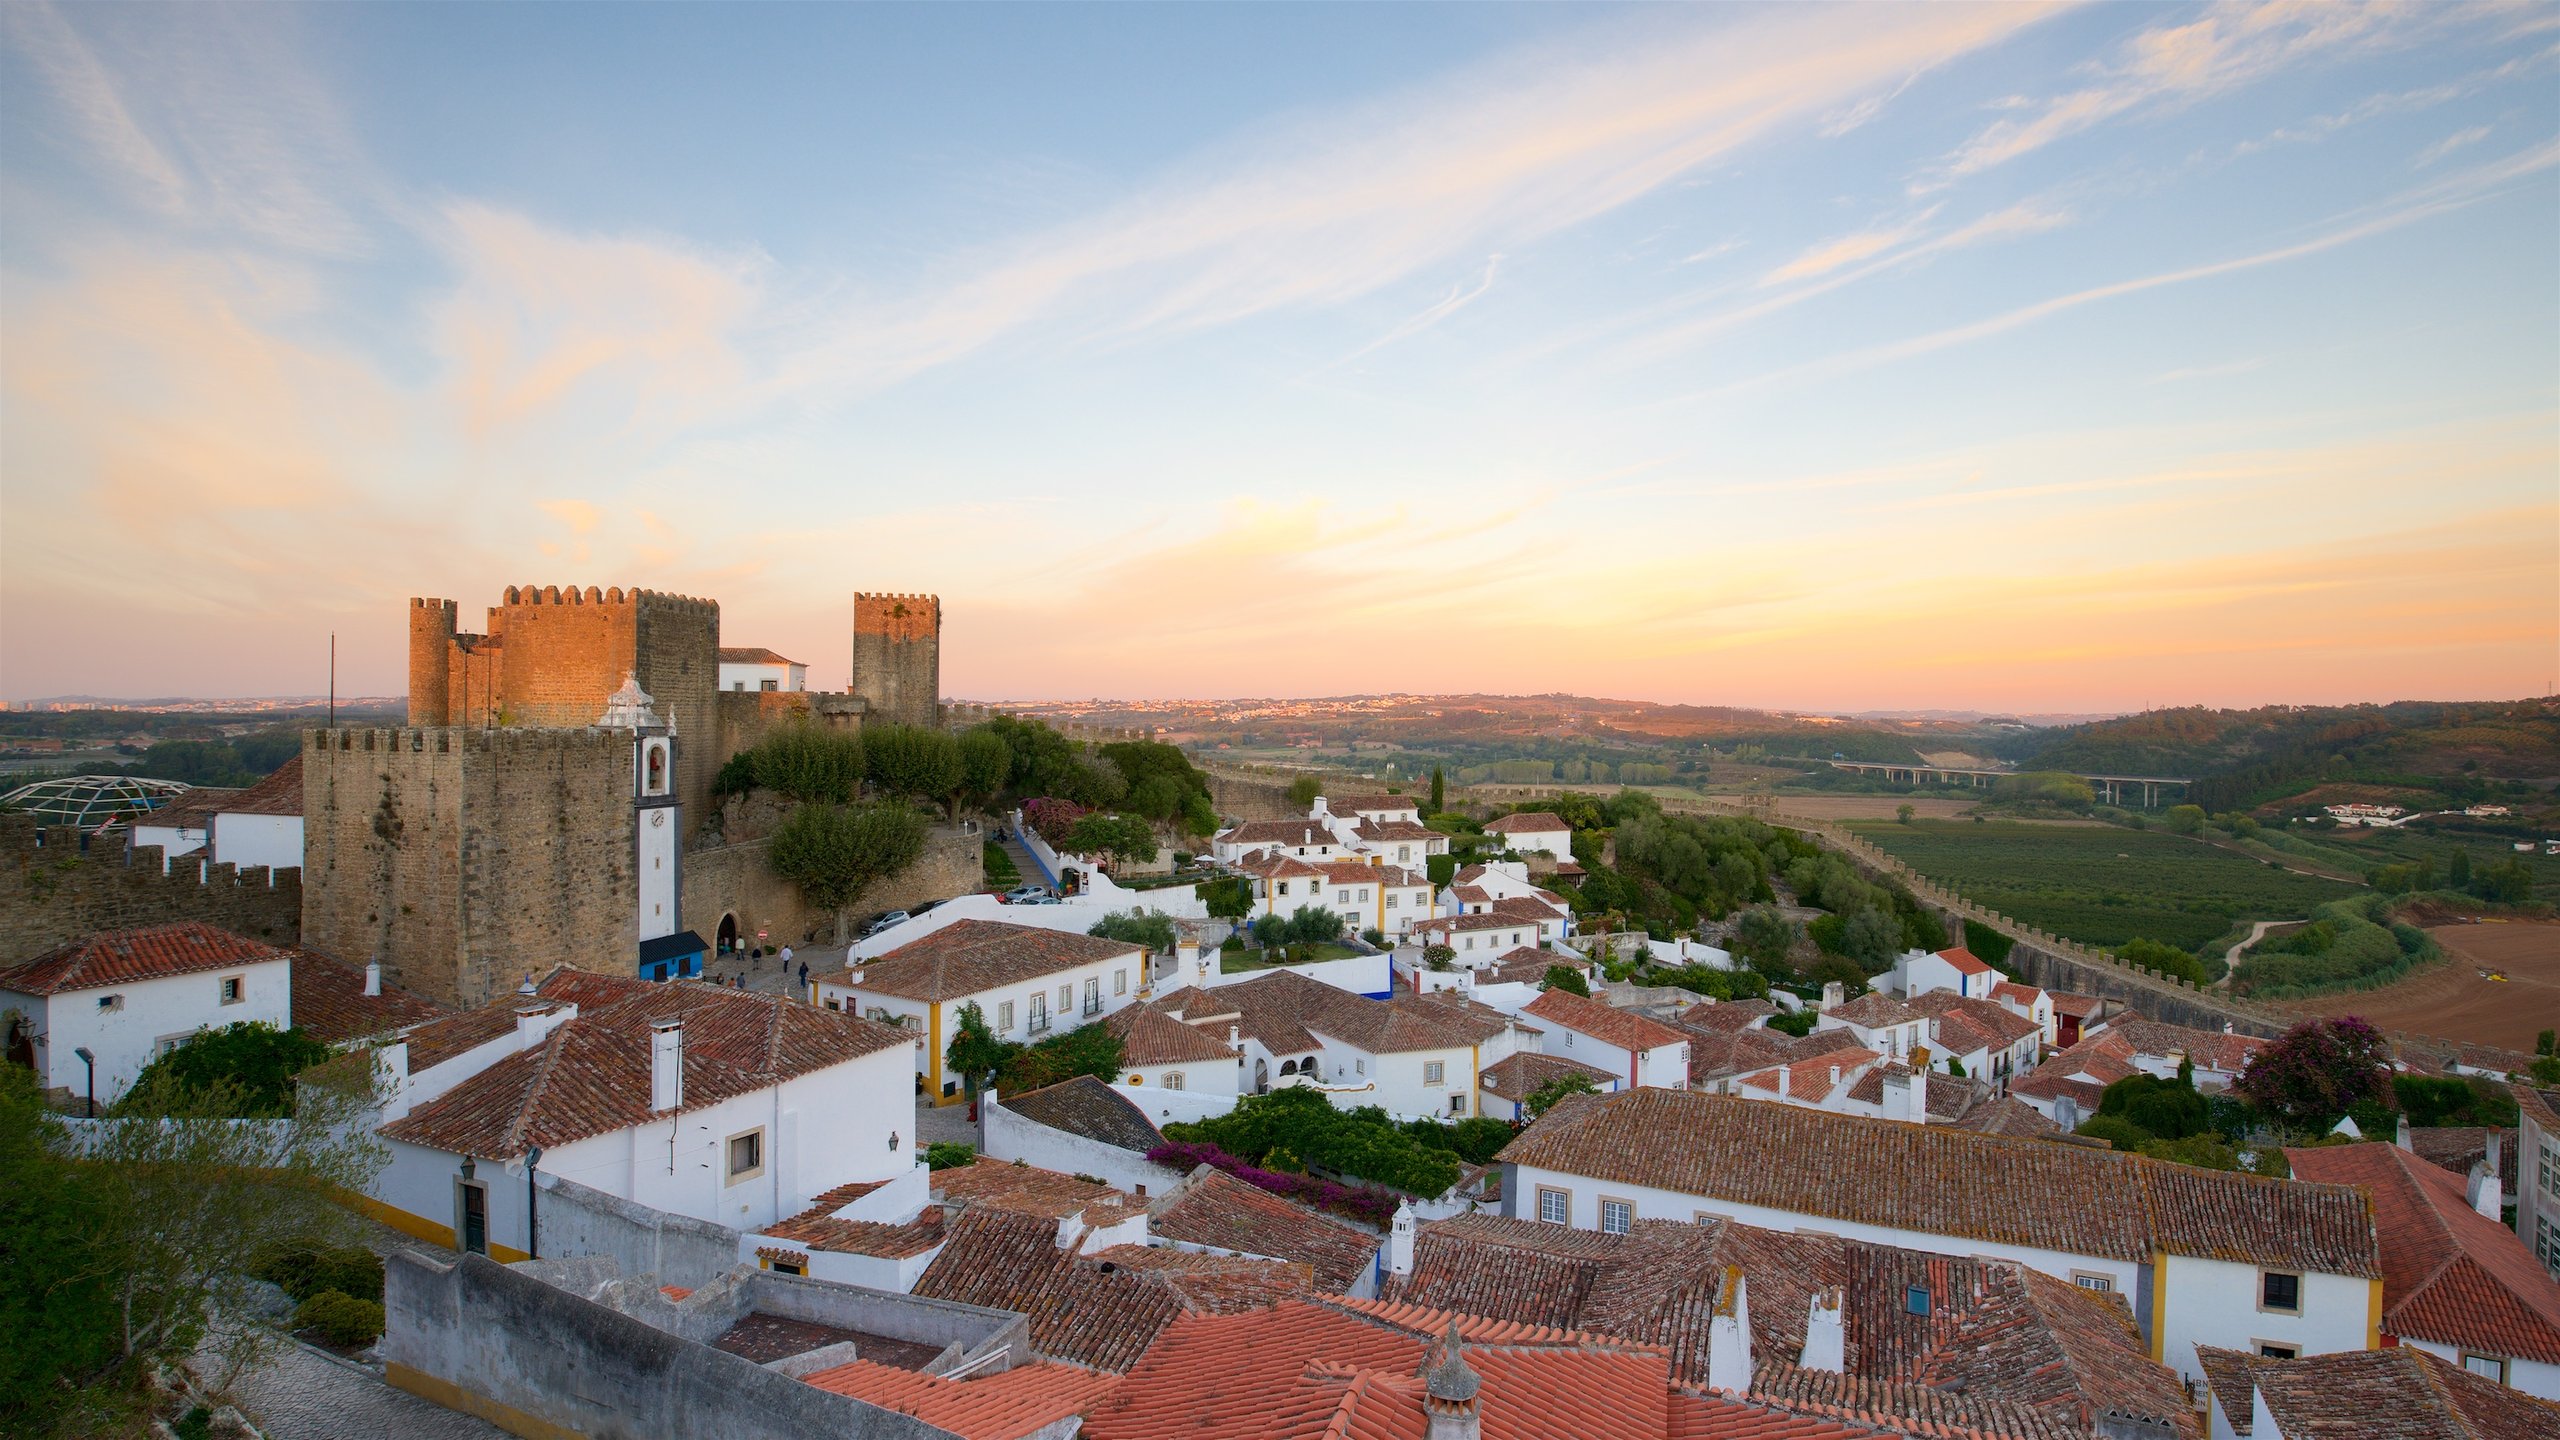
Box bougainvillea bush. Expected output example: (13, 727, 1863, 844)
(1146, 1140, 1401, 1228)
(1023, 797, 1088, 850)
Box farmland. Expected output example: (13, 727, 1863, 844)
(1844, 820, 2363, 952)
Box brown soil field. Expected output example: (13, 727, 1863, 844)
(2274, 921, 2560, 1052)
(1763, 795, 1983, 821)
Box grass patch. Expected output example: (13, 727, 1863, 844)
(982, 841, 1021, 888)
(1220, 942, 1365, 974)
(1847, 820, 2360, 951)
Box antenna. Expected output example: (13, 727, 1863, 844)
(328, 633, 336, 728)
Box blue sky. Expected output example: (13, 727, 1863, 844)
(2, 2, 2553, 709)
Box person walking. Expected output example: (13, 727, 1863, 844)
(779, 942, 794, 974)
(797, 959, 809, 992)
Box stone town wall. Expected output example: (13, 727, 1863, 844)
(685, 823, 984, 950)
(712, 690, 869, 802)
(0, 815, 302, 965)
(302, 727, 636, 1010)
(849, 593, 939, 729)
(1202, 765, 1304, 824)
(533, 1173, 744, 1292)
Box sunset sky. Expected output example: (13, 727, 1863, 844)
(2, 2, 2554, 711)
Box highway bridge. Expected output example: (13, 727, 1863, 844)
(1826, 760, 2194, 809)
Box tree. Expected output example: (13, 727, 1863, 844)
(1287, 776, 1322, 809)
(769, 802, 929, 941)
(1065, 812, 1160, 866)
(2163, 805, 2208, 836)
(1088, 909, 1178, 953)
(1198, 876, 1255, 926)
(1430, 766, 1445, 813)
(748, 724, 865, 804)
(999, 1024, 1125, 1094)
(1284, 904, 1346, 947)
(0, 1058, 383, 1435)
(113, 1022, 331, 1118)
(1837, 906, 1905, 967)
(957, 728, 1012, 810)
(943, 1002, 1015, 1102)
(2448, 849, 2472, 890)
(2096, 1073, 2207, 1140)
(1022, 797, 1088, 849)
(2234, 1016, 2396, 1129)
(2118, 937, 2208, 986)
(1542, 964, 1590, 997)
(865, 725, 966, 815)
(1422, 944, 1456, 972)
(1896, 803, 1916, 825)
(1730, 906, 1800, 973)
(1523, 1072, 1599, 1120)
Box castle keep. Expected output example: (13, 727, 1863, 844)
(849, 592, 940, 729)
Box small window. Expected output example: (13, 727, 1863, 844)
(1058, 984, 1071, 1011)
(1562, 1032, 1574, 1048)
(1449, 1093, 1467, 1115)
(998, 1001, 1015, 1031)
(1600, 1198, 1633, 1234)
(219, 976, 244, 1005)
(2462, 1353, 2508, 1384)
(823, 997, 841, 1012)
(2071, 1273, 2114, 1294)
(759, 679, 779, 693)
(97, 994, 123, 1013)
(2260, 1271, 2302, 1314)
(1905, 1286, 1931, 1317)
(769, 1257, 801, 1273)
(1537, 1187, 1570, 1225)
(1355, 1058, 1365, 1076)
(726, 1129, 765, 1183)
(1164, 1072, 1185, 1091)
(1424, 1061, 1445, 1085)
(1114, 969, 1127, 996)
(2257, 1343, 2297, 1360)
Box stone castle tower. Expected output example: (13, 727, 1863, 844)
(849, 593, 940, 728)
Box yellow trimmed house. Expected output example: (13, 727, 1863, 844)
(814, 919, 1148, 1105)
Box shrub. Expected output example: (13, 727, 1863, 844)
(294, 1290, 385, 1348)
(1145, 1140, 1400, 1228)
(2073, 1114, 2150, 1150)
(2096, 1074, 2206, 1140)
(1542, 965, 1590, 997)
(2140, 1133, 2240, 1170)
(1765, 1009, 1818, 1037)
(115, 1022, 333, 1119)
(925, 1142, 976, 1170)
(1088, 910, 1178, 952)
(1160, 1087, 1460, 1198)
(253, 1244, 384, 1304)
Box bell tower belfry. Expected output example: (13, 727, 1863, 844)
(601, 674, 702, 981)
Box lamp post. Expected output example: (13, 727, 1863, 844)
(525, 1146, 543, 1260)
(74, 1046, 94, 1117)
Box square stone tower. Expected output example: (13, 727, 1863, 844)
(849, 593, 940, 728)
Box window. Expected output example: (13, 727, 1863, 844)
(1448, 1093, 1467, 1115)
(768, 1257, 801, 1273)
(219, 976, 244, 1005)
(1358, 889, 1370, 903)
(2256, 1343, 2297, 1360)
(1536, 1187, 1570, 1225)
(1084, 977, 1102, 1017)
(2462, 1353, 2509, 1384)
(1337, 889, 1350, 904)
(1277, 882, 1290, 896)
(1385, 893, 1398, 909)
(1355, 1058, 1365, 1076)
(1562, 1032, 1574, 1048)
(2071, 1273, 2115, 1294)
(823, 997, 841, 1012)
(1600, 1198, 1633, 1234)
(97, 994, 124, 1012)
(1164, 1072, 1185, 1091)
(1904, 1286, 1931, 1317)
(727, 1129, 765, 1184)
(1028, 993, 1050, 1033)
(759, 678, 779, 692)
(998, 1001, 1015, 1031)
(1424, 1061, 1445, 1084)
(1058, 984, 1072, 1013)
(1114, 969, 1127, 996)
(2259, 1271, 2302, 1315)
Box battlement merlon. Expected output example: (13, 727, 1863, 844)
(493, 584, 720, 616)
(307, 726, 633, 757)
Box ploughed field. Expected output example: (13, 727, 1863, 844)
(2271, 921, 2560, 1052)
(1845, 820, 2362, 952)
(1760, 795, 1990, 822)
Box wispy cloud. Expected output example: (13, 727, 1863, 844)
(2415, 124, 2493, 165)
(1338, 254, 1504, 364)
(1762, 210, 1940, 286)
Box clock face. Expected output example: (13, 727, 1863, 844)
(651, 811, 666, 827)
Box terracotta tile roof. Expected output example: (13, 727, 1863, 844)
(397, 1004, 521, 1073)
(857, 920, 1144, 1002)
(1523, 989, 1688, 1055)
(2408, 1125, 2520, 1196)
(1327, 795, 1420, 816)
(1083, 1244, 1318, 1312)
(1836, 1061, 1989, 1123)
(1988, 980, 2045, 1009)
(1737, 1049, 1878, 1101)
(801, 1357, 1117, 1440)
(1448, 884, 1494, 905)
(219, 754, 303, 817)
(1150, 1168, 1382, 1294)
(1932, 946, 1994, 977)
(1948, 1097, 2063, 1138)
(1482, 948, 1574, 986)
(998, 1075, 1167, 1153)
(1233, 852, 1328, 881)
(1212, 970, 1485, 1057)
(284, 948, 448, 1045)
(380, 973, 909, 1159)
(1484, 813, 1569, 835)
(0, 922, 286, 996)
(1686, 1027, 1796, 1086)
(2199, 1344, 2560, 1439)
(1490, 895, 1567, 924)
(716, 646, 801, 666)
(1354, 818, 1437, 842)
(2282, 1141, 2560, 1365)
(2098, 1018, 2262, 1074)
(1908, 992, 2041, 1057)
(911, 1207, 1186, 1372)
(764, 1182, 948, 1258)
(1478, 1051, 1618, 1103)
(136, 787, 243, 831)
(1418, 912, 1539, 935)
(933, 1156, 1143, 1225)
(1676, 999, 1779, 1034)
(1818, 993, 1924, 1030)
(1495, 1088, 2382, 1276)
(1221, 820, 1341, 849)
(2008, 1029, 2144, 1112)
(1916, 1265, 2194, 1436)
(2046, 992, 2103, 1019)
(1104, 1003, 1237, 1067)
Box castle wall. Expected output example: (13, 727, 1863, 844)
(303, 727, 637, 1009)
(711, 690, 868, 794)
(684, 824, 984, 951)
(0, 816, 302, 965)
(848, 593, 939, 730)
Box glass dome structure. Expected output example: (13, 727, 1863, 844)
(0, 774, 193, 830)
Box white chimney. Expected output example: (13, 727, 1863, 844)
(1706, 1267, 1752, 1394)
(363, 960, 382, 998)
(1800, 1287, 1845, 1373)
(1909, 1066, 1928, 1125)
(1389, 1199, 1416, 1276)
(1819, 981, 1844, 1012)
(1882, 1070, 1912, 1124)
(1311, 795, 1330, 818)
(2472, 1165, 2503, 1220)
(2394, 1115, 2413, 1152)
(1776, 1065, 1790, 1100)
(1228, 1023, 1242, 1053)
(651, 1018, 684, 1113)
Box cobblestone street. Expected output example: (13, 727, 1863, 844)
(205, 1340, 509, 1440)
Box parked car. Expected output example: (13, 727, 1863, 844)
(1013, 893, 1063, 906)
(863, 909, 911, 937)
(1003, 884, 1054, 903)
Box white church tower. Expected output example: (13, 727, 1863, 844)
(600, 674, 701, 981)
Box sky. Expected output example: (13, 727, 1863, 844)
(1, 1, 2554, 713)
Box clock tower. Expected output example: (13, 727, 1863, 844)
(600, 674, 703, 981)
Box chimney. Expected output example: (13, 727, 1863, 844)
(2488, 1131, 2505, 1184)
(1882, 1070, 1912, 1124)
(1827, 1064, 1841, 1094)
(1776, 1065, 1790, 1100)
(1800, 1287, 1845, 1373)
(514, 1000, 573, 1051)
(2472, 1164, 2503, 1220)
(363, 960, 382, 998)
(1820, 981, 1844, 1012)
(1706, 1266, 1752, 1395)
(651, 1018, 684, 1112)
(1228, 1023, 1242, 1052)
(2395, 1115, 2413, 1152)
(1311, 795, 1330, 819)
(1389, 1199, 1416, 1276)
(1909, 1066, 1928, 1125)
(1421, 1321, 1481, 1440)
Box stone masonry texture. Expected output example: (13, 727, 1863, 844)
(848, 593, 940, 729)
(0, 815, 302, 965)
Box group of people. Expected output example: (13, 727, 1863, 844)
(709, 941, 809, 993)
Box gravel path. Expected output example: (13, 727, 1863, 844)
(209, 1340, 509, 1440)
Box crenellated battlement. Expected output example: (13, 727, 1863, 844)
(0, 813, 302, 964)
(490, 584, 720, 617)
(308, 726, 630, 757)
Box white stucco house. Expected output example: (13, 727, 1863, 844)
(1149, 971, 1524, 1121)
(1518, 988, 1690, 1090)
(368, 969, 913, 1262)
(716, 646, 807, 693)
(1811, 990, 1930, 1064)
(815, 919, 1148, 1104)
(1496, 1087, 2386, 1390)
(128, 756, 305, 874)
(1886, 944, 2001, 1002)
(0, 922, 293, 1107)
(1482, 811, 1573, 859)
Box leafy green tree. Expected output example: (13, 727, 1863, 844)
(1837, 907, 1905, 967)
(1066, 812, 1161, 866)
(1523, 1072, 1599, 1120)
(769, 802, 929, 941)
(1287, 776, 1323, 809)
(1992, 771, 2094, 808)
(925, 1142, 977, 1170)
(944, 1002, 1017, 1101)
(1285, 904, 1346, 946)
(2163, 804, 2208, 836)
(957, 727, 1013, 809)
(749, 724, 866, 804)
(1765, 1009, 1819, 1037)
(1896, 803, 1916, 824)
(1198, 876, 1255, 926)
(2096, 1073, 2207, 1140)
(113, 1022, 331, 1118)
(1430, 766, 1445, 813)
(1161, 1087, 1465, 1197)
(2118, 937, 2209, 986)
(2234, 1016, 2395, 1129)
(1422, 944, 1456, 972)
(999, 1024, 1125, 1093)
(1088, 909, 1179, 953)
(1730, 906, 1800, 972)
(865, 725, 967, 814)
(1541, 964, 1590, 997)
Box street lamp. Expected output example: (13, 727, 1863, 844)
(525, 1146, 543, 1260)
(73, 1047, 96, 1117)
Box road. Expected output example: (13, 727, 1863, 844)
(2219, 920, 2285, 989)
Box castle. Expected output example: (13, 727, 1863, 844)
(296, 585, 964, 1008)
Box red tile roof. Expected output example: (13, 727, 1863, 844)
(1483, 813, 1569, 835)
(219, 754, 304, 818)
(0, 922, 286, 996)
(858, 920, 1144, 1002)
(909, 1208, 1184, 1372)
(1150, 1168, 1382, 1294)
(1737, 1049, 1879, 1100)
(1106, 1003, 1238, 1066)
(2200, 1345, 2560, 1439)
(284, 948, 448, 1045)
(2283, 1141, 2560, 1365)
(801, 1357, 1118, 1440)
(717, 646, 802, 666)
(1988, 980, 2045, 1010)
(1082, 1244, 1317, 1313)
(933, 1156, 1144, 1226)
(1524, 989, 1689, 1056)
(379, 972, 909, 1158)
(1478, 1050, 1618, 1103)
(1908, 992, 2041, 1057)
(998, 1074, 1167, 1152)
(1497, 1088, 2381, 1277)
(764, 1183, 948, 1259)
(1208, 969, 1492, 1057)
(1676, 999, 1780, 1034)
(1818, 993, 1924, 1030)
(1221, 820, 1341, 849)
(1932, 946, 1993, 977)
